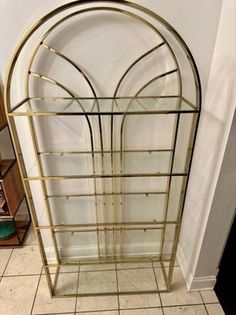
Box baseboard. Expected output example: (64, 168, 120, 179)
(190, 275, 217, 291)
(177, 243, 193, 290)
(177, 244, 216, 291)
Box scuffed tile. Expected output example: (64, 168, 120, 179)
(32, 275, 76, 314)
(119, 293, 161, 309)
(0, 249, 12, 276)
(78, 270, 117, 294)
(163, 305, 207, 315)
(159, 267, 202, 306)
(4, 245, 41, 276)
(118, 268, 157, 293)
(0, 275, 39, 315)
(206, 303, 225, 315)
(77, 295, 118, 312)
(200, 290, 219, 303)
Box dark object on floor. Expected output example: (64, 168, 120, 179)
(215, 214, 236, 315)
(0, 220, 17, 240)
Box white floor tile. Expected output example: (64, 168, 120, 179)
(163, 305, 207, 315)
(206, 303, 225, 315)
(4, 245, 42, 276)
(78, 270, 117, 294)
(0, 275, 39, 315)
(160, 267, 202, 306)
(154, 266, 168, 291)
(119, 293, 161, 309)
(54, 272, 79, 295)
(120, 308, 163, 315)
(32, 275, 76, 314)
(76, 295, 118, 312)
(117, 262, 152, 269)
(80, 263, 116, 271)
(76, 312, 119, 315)
(0, 249, 12, 276)
(118, 268, 157, 292)
(200, 290, 219, 303)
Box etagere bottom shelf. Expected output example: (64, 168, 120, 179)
(43, 255, 176, 297)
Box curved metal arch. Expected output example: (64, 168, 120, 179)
(110, 38, 179, 154)
(29, 72, 89, 111)
(120, 68, 179, 149)
(40, 43, 99, 113)
(23, 5, 183, 259)
(25, 17, 106, 245)
(21, 5, 183, 148)
(117, 67, 180, 255)
(113, 43, 164, 97)
(4, 0, 201, 112)
(25, 6, 182, 101)
(41, 43, 97, 98)
(28, 71, 103, 256)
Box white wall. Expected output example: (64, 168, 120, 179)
(178, 0, 236, 290)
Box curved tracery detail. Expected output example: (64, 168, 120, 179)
(41, 42, 97, 97)
(27, 70, 103, 256)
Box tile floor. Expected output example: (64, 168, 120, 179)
(0, 226, 225, 315)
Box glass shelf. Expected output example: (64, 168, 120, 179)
(19, 150, 188, 180)
(38, 150, 186, 177)
(10, 96, 199, 116)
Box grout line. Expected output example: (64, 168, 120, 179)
(70, 311, 119, 314)
(152, 261, 161, 293)
(119, 306, 165, 311)
(199, 291, 210, 315)
(74, 264, 80, 314)
(2, 248, 14, 277)
(203, 304, 210, 315)
(161, 302, 210, 308)
(33, 313, 75, 315)
(30, 267, 43, 315)
(76, 303, 215, 313)
(162, 301, 222, 307)
(77, 302, 214, 311)
(152, 260, 164, 315)
(75, 307, 119, 313)
(29, 300, 215, 314)
(2, 272, 43, 278)
(199, 291, 205, 302)
(115, 262, 120, 315)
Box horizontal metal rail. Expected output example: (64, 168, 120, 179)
(46, 255, 166, 266)
(36, 221, 178, 229)
(53, 226, 164, 233)
(23, 172, 188, 181)
(9, 109, 199, 116)
(47, 191, 168, 198)
(39, 148, 173, 155)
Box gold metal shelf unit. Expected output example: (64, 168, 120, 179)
(4, 0, 201, 297)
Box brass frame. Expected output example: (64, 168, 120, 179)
(4, 0, 201, 297)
